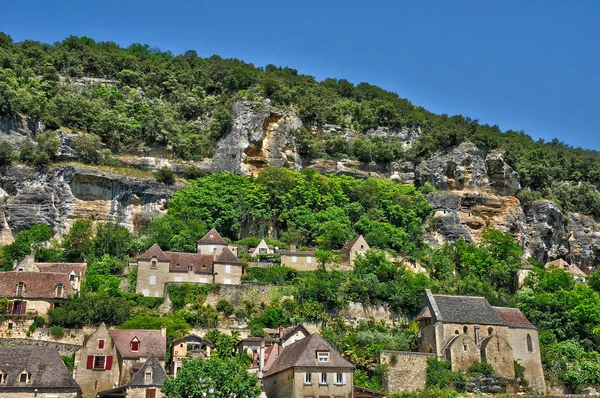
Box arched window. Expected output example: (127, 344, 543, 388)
(526, 334, 533, 352)
(454, 330, 459, 335)
(488, 327, 494, 335)
(463, 326, 468, 334)
(17, 282, 24, 296)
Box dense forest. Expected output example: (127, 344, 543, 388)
(1, 32, 600, 218)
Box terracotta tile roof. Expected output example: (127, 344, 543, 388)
(139, 244, 170, 261)
(109, 329, 166, 360)
(127, 355, 167, 387)
(215, 247, 241, 264)
(166, 252, 214, 274)
(416, 306, 431, 321)
(493, 307, 537, 330)
(263, 343, 284, 373)
(197, 228, 227, 245)
(36, 262, 87, 275)
(264, 333, 354, 377)
(545, 259, 587, 277)
(341, 235, 363, 254)
(546, 258, 570, 268)
(0, 346, 79, 390)
(0, 272, 74, 299)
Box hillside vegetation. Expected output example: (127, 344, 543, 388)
(1, 33, 600, 217)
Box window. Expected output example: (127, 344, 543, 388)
(463, 326, 468, 334)
(307, 256, 312, 264)
(142, 289, 150, 297)
(292, 256, 297, 263)
(336, 373, 344, 384)
(225, 265, 231, 274)
(145, 367, 152, 381)
(317, 351, 330, 362)
(360, 244, 364, 249)
(98, 339, 105, 349)
(224, 279, 232, 285)
(151, 259, 157, 269)
(488, 327, 494, 335)
(7, 322, 13, 330)
(19, 371, 30, 384)
(149, 275, 156, 286)
(188, 264, 194, 272)
(94, 356, 106, 369)
(69, 274, 76, 281)
(131, 338, 140, 352)
(319, 372, 328, 385)
(56, 284, 63, 298)
(304, 372, 312, 384)
(17, 282, 24, 296)
(0, 371, 5, 384)
(527, 334, 533, 352)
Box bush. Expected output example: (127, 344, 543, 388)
(0, 141, 13, 166)
(29, 316, 46, 332)
(216, 299, 234, 316)
(467, 360, 495, 376)
(51, 326, 64, 338)
(155, 166, 175, 184)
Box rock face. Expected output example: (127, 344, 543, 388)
(211, 102, 303, 176)
(366, 126, 421, 148)
(0, 165, 175, 243)
(0, 115, 45, 146)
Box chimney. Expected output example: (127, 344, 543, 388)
(474, 325, 481, 346)
(279, 325, 284, 339)
(290, 244, 296, 252)
(160, 327, 167, 338)
(259, 339, 265, 379)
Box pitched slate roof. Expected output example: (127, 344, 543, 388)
(138, 244, 170, 261)
(197, 228, 227, 245)
(427, 290, 507, 326)
(166, 252, 214, 273)
(264, 333, 354, 377)
(215, 247, 241, 264)
(0, 346, 79, 390)
(36, 262, 87, 274)
(109, 329, 166, 360)
(0, 272, 74, 299)
(128, 355, 167, 387)
(493, 307, 537, 330)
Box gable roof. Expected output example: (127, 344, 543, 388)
(0, 272, 74, 299)
(0, 346, 79, 390)
(425, 290, 507, 326)
(128, 355, 167, 387)
(341, 235, 364, 254)
(108, 329, 166, 359)
(166, 252, 214, 273)
(173, 334, 214, 347)
(493, 307, 537, 330)
(36, 262, 87, 275)
(263, 343, 284, 373)
(264, 333, 354, 377)
(139, 244, 170, 261)
(545, 259, 587, 277)
(215, 247, 241, 264)
(281, 324, 310, 342)
(197, 228, 227, 245)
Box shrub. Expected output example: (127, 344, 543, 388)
(51, 326, 65, 338)
(216, 299, 234, 316)
(29, 316, 46, 332)
(0, 141, 13, 166)
(467, 360, 495, 376)
(154, 166, 175, 184)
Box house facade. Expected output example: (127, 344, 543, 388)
(249, 239, 275, 257)
(136, 228, 242, 297)
(279, 245, 317, 271)
(263, 333, 355, 398)
(97, 355, 167, 398)
(0, 346, 81, 398)
(340, 235, 370, 266)
(170, 335, 213, 377)
(0, 271, 74, 317)
(416, 290, 546, 394)
(74, 323, 166, 398)
(15, 254, 87, 293)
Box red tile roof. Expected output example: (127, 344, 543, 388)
(0, 272, 74, 299)
(108, 329, 166, 359)
(166, 252, 214, 274)
(493, 307, 536, 330)
(197, 228, 227, 245)
(139, 244, 170, 261)
(36, 262, 87, 275)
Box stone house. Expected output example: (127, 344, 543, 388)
(340, 234, 370, 266)
(74, 323, 166, 398)
(169, 334, 214, 377)
(97, 355, 167, 398)
(249, 239, 275, 256)
(415, 290, 546, 393)
(136, 228, 242, 297)
(278, 244, 317, 271)
(0, 346, 81, 398)
(0, 271, 74, 317)
(545, 258, 587, 282)
(263, 333, 355, 398)
(15, 254, 87, 293)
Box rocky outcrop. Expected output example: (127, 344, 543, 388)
(210, 101, 303, 176)
(0, 164, 176, 242)
(415, 141, 520, 196)
(0, 114, 45, 146)
(366, 126, 421, 148)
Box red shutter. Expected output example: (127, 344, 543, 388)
(7, 301, 13, 313)
(50, 303, 55, 310)
(20, 301, 27, 315)
(106, 355, 113, 370)
(87, 355, 94, 369)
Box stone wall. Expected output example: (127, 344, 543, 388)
(2, 391, 78, 398)
(508, 327, 546, 394)
(380, 351, 434, 394)
(127, 386, 165, 398)
(0, 338, 81, 356)
(205, 284, 273, 307)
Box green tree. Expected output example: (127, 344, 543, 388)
(62, 218, 94, 261)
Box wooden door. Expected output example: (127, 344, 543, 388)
(146, 388, 156, 398)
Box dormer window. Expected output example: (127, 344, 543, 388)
(0, 370, 5, 384)
(188, 264, 194, 272)
(19, 370, 30, 384)
(131, 337, 140, 352)
(69, 274, 76, 282)
(56, 284, 63, 298)
(317, 351, 330, 362)
(144, 367, 153, 382)
(17, 282, 24, 296)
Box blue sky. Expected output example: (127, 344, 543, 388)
(3, 0, 600, 150)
